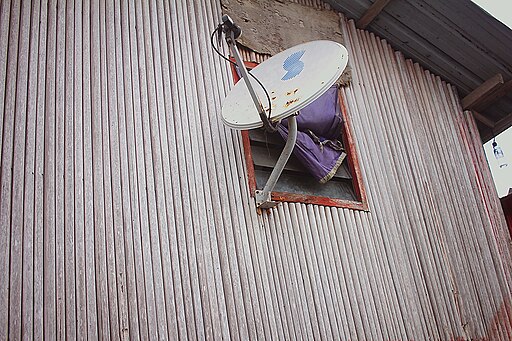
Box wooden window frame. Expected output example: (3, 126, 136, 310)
(231, 61, 368, 210)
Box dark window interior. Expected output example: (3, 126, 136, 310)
(248, 121, 357, 201)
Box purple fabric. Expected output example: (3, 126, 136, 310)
(278, 86, 344, 183)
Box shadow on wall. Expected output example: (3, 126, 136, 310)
(501, 191, 512, 235)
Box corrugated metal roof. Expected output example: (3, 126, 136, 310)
(325, 0, 512, 141)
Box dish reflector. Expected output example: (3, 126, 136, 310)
(221, 40, 348, 130)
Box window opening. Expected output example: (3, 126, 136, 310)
(232, 61, 367, 210)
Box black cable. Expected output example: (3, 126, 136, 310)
(210, 26, 273, 122)
(210, 26, 236, 66)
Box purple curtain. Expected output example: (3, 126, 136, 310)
(277, 86, 345, 183)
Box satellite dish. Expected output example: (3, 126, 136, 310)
(215, 16, 348, 208)
(221, 40, 348, 130)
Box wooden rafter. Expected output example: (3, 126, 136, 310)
(481, 113, 512, 142)
(472, 111, 495, 128)
(356, 0, 393, 29)
(493, 113, 512, 136)
(462, 74, 504, 110)
(474, 79, 512, 111)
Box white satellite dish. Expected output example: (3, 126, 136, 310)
(216, 16, 348, 208)
(221, 40, 348, 130)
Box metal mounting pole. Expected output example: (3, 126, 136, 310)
(219, 15, 296, 209)
(225, 34, 277, 132)
(226, 33, 264, 113)
(255, 115, 297, 208)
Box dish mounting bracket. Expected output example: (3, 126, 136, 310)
(254, 115, 297, 208)
(220, 15, 297, 208)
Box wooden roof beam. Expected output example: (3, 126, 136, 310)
(462, 74, 504, 110)
(493, 113, 512, 137)
(481, 112, 512, 142)
(356, 0, 393, 29)
(472, 111, 495, 128)
(474, 79, 512, 111)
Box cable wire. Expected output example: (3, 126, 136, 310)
(211, 26, 273, 121)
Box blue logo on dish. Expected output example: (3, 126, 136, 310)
(282, 50, 305, 81)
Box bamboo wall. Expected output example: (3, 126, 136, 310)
(0, 0, 511, 340)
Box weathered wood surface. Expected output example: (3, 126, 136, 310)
(356, 0, 392, 29)
(472, 110, 495, 128)
(0, 0, 511, 340)
(462, 73, 504, 110)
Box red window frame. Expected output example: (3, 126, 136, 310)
(231, 62, 368, 210)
